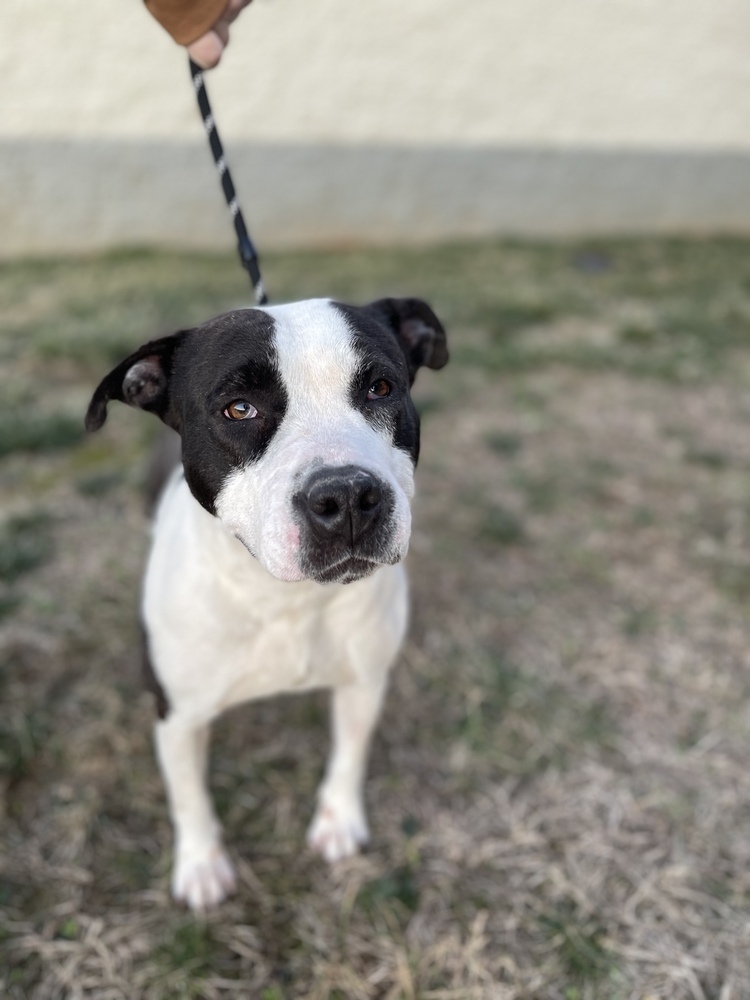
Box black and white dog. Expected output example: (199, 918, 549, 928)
(86, 297, 447, 911)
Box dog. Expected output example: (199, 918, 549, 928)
(85, 296, 448, 911)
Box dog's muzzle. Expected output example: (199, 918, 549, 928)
(293, 465, 398, 583)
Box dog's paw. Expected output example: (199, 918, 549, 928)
(172, 843, 237, 911)
(307, 799, 369, 863)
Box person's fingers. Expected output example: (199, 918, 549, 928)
(188, 30, 226, 70)
(220, 0, 251, 29)
(225, 0, 253, 23)
(213, 21, 230, 45)
(188, 0, 251, 69)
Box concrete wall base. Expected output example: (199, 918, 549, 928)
(4, 141, 750, 256)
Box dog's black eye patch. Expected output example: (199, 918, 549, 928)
(350, 360, 404, 434)
(174, 311, 289, 514)
(213, 357, 285, 402)
(334, 302, 423, 465)
(334, 297, 448, 383)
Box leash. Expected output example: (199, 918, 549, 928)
(189, 57, 268, 305)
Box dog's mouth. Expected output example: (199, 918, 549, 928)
(307, 552, 395, 585)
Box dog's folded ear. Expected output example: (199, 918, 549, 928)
(85, 331, 188, 432)
(369, 298, 448, 381)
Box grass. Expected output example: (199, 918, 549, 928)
(0, 410, 85, 458)
(2, 238, 750, 998)
(356, 865, 421, 921)
(483, 431, 523, 456)
(0, 707, 48, 787)
(0, 512, 55, 584)
(539, 900, 617, 987)
(475, 504, 526, 545)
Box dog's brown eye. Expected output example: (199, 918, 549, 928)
(224, 400, 258, 420)
(367, 379, 391, 400)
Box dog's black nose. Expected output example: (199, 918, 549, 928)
(300, 466, 383, 543)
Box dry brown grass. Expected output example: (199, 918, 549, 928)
(2, 240, 750, 999)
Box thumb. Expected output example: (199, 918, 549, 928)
(188, 28, 227, 70)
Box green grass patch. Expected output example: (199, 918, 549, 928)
(0, 708, 47, 786)
(621, 606, 658, 638)
(711, 562, 750, 603)
(154, 921, 224, 981)
(516, 472, 562, 514)
(476, 504, 526, 545)
(55, 919, 80, 941)
(618, 323, 657, 345)
(539, 900, 617, 988)
(683, 448, 731, 470)
(356, 865, 420, 923)
(459, 656, 525, 751)
(414, 395, 445, 419)
(483, 299, 560, 336)
(630, 505, 656, 528)
(455, 649, 619, 773)
(76, 470, 124, 497)
(0, 410, 84, 458)
(0, 593, 21, 621)
(484, 430, 523, 456)
(111, 848, 156, 891)
(0, 512, 55, 583)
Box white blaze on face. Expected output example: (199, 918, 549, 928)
(215, 299, 416, 582)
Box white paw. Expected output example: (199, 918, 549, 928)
(307, 799, 370, 863)
(172, 843, 237, 911)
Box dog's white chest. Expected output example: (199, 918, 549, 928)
(210, 593, 351, 708)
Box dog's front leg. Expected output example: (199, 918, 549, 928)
(154, 714, 236, 910)
(307, 675, 389, 863)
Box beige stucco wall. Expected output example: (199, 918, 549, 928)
(2, 0, 750, 253)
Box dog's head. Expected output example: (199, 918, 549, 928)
(86, 298, 447, 584)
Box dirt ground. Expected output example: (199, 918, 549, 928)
(1, 239, 750, 999)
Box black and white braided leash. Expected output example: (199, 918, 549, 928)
(189, 57, 268, 305)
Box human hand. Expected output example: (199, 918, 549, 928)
(188, 0, 253, 70)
